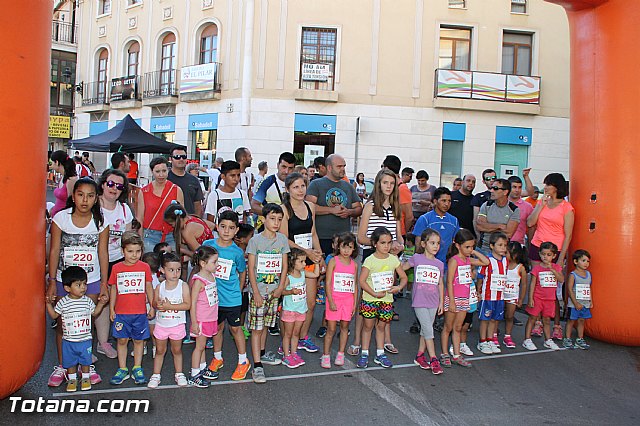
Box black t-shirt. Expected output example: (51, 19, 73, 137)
(450, 190, 475, 237)
(168, 170, 204, 214)
(471, 190, 491, 209)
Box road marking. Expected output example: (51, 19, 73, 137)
(51, 348, 565, 397)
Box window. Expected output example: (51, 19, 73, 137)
(127, 42, 140, 76)
(448, 0, 466, 8)
(502, 32, 532, 76)
(440, 140, 463, 185)
(97, 49, 109, 102)
(511, 0, 527, 14)
(439, 27, 471, 70)
(160, 33, 177, 95)
(199, 24, 218, 64)
(299, 27, 337, 91)
(99, 0, 111, 15)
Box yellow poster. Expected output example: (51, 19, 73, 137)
(49, 116, 70, 138)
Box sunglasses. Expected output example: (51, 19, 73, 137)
(490, 186, 505, 191)
(106, 180, 126, 191)
(172, 154, 188, 160)
(484, 176, 497, 181)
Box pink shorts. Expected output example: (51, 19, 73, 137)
(526, 297, 555, 318)
(325, 298, 355, 322)
(190, 321, 218, 338)
(153, 324, 186, 341)
(281, 310, 306, 323)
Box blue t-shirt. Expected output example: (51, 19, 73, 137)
(412, 210, 460, 265)
(203, 239, 247, 307)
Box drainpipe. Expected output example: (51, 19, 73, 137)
(241, 0, 255, 126)
(354, 116, 360, 174)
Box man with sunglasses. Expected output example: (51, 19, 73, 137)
(168, 147, 204, 217)
(471, 168, 497, 237)
(476, 178, 520, 253)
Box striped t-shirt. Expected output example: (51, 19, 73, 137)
(55, 295, 96, 342)
(360, 202, 398, 250)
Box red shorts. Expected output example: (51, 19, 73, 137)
(526, 297, 555, 318)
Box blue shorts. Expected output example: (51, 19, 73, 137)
(62, 339, 93, 369)
(569, 307, 592, 320)
(112, 313, 150, 340)
(478, 300, 505, 321)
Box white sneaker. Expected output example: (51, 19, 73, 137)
(147, 374, 161, 389)
(477, 341, 493, 355)
(130, 344, 148, 357)
(543, 339, 560, 351)
(460, 342, 474, 356)
(449, 345, 454, 356)
(175, 373, 188, 387)
(522, 339, 537, 351)
(489, 341, 502, 354)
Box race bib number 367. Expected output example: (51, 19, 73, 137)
(117, 271, 145, 294)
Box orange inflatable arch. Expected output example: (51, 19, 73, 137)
(1, 0, 638, 399)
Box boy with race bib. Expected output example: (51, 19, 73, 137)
(564, 249, 593, 350)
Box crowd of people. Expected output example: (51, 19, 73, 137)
(45, 147, 592, 392)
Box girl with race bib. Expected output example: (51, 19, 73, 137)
(502, 242, 529, 349)
(357, 227, 408, 369)
(322, 232, 359, 368)
(47, 177, 109, 388)
(148, 252, 191, 388)
(402, 229, 445, 375)
(440, 229, 489, 368)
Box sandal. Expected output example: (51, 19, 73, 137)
(392, 313, 400, 322)
(347, 345, 360, 356)
(384, 343, 399, 354)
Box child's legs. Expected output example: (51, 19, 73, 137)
(374, 320, 386, 351)
(132, 339, 145, 366)
(282, 320, 294, 356)
(441, 312, 455, 354)
(67, 365, 78, 375)
(565, 319, 575, 339)
(525, 315, 536, 339)
(338, 320, 350, 353)
(488, 319, 498, 338)
(460, 321, 470, 343)
(80, 365, 90, 374)
(93, 303, 110, 345)
(576, 318, 585, 338)
(384, 321, 392, 345)
(352, 312, 363, 346)
(153, 339, 168, 374)
(54, 296, 63, 364)
(361, 318, 376, 352)
(554, 299, 561, 326)
(479, 318, 489, 341)
(116, 338, 129, 369)
(191, 336, 207, 369)
(505, 303, 516, 335)
(324, 320, 338, 355)
(169, 339, 183, 373)
(300, 277, 317, 338)
(425, 338, 437, 359)
(418, 336, 427, 354)
(214, 322, 225, 353)
(542, 316, 552, 339)
(451, 312, 466, 356)
(291, 320, 304, 352)
(250, 329, 264, 362)
(230, 325, 246, 355)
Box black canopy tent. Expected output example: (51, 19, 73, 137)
(69, 114, 187, 153)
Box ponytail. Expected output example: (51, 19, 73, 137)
(446, 229, 475, 261)
(51, 150, 77, 183)
(164, 202, 188, 257)
(189, 245, 218, 282)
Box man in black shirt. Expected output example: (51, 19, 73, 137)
(471, 168, 496, 237)
(450, 174, 477, 237)
(168, 147, 204, 216)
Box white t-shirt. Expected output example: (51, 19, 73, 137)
(53, 208, 107, 283)
(205, 188, 250, 223)
(55, 295, 96, 342)
(206, 168, 221, 188)
(102, 202, 133, 262)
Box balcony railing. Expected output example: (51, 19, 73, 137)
(143, 70, 178, 98)
(52, 21, 77, 44)
(435, 69, 541, 104)
(110, 76, 141, 102)
(81, 81, 109, 106)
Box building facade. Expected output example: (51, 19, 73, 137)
(74, 0, 569, 186)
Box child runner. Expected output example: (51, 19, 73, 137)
(357, 227, 408, 369)
(440, 229, 489, 368)
(477, 233, 509, 355)
(281, 248, 319, 368)
(322, 232, 359, 368)
(45, 267, 108, 392)
(402, 229, 445, 374)
(141, 251, 161, 358)
(148, 252, 191, 388)
(202, 211, 251, 381)
(187, 246, 219, 388)
(523, 242, 563, 351)
(205, 160, 251, 224)
(234, 223, 255, 338)
(108, 231, 155, 385)
(246, 203, 290, 383)
(564, 249, 592, 350)
(502, 242, 529, 349)
(46, 177, 109, 387)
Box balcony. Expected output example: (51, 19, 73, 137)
(110, 76, 142, 109)
(143, 70, 179, 106)
(77, 81, 110, 113)
(52, 21, 77, 44)
(434, 69, 541, 114)
(179, 63, 222, 102)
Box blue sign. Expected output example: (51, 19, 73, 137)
(115, 118, 142, 127)
(188, 113, 218, 131)
(442, 122, 466, 141)
(150, 116, 176, 133)
(496, 126, 532, 146)
(89, 121, 108, 136)
(294, 113, 336, 134)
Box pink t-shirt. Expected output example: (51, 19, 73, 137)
(532, 263, 563, 301)
(449, 255, 472, 299)
(191, 274, 218, 322)
(330, 257, 357, 302)
(531, 200, 574, 249)
(510, 198, 533, 244)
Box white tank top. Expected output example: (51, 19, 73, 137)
(505, 265, 521, 301)
(155, 279, 186, 328)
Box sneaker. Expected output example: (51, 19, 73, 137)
(66, 379, 77, 393)
(489, 341, 502, 354)
(531, 321, 543, 337)
(460, 343, 474, 356)
(268, 326, 280, 336)
(298, 337, 320, 353)
(202, 368, 219, 380)
(439, 354, 452, 368)
(574, 338, 590, 350)
(294, 352, 306, 366)
(452, 355, 472, 367)
(492, 334, 501, 348)
(356, 354, 369, 368)
(374, 353, 393, 368)
(522, 338, 537, 351)
(283, 354, 300, 369)
(129, 344, 148, 358)
(131, 366, 146, 384)
(260, 351, 282, 365)
(147, 374, 161, 389)
(109, 368, 130, 385)
(544, 339, 560, 351)
(48, 366, 67, 387)
(503, 335, 516, 348)
(315, 327, 327, 338)
(80, 377, 91, 391)
(209, 358, 224, 372)
(513, 317, 524, 326)
(175, 373, 188, 387)
(477, 341, 493, 355)
(189, 373, 210, 388)
(206, 339, 214, 349)
(409, 321, 421, 334)
(183, 336, 196, 344)
(88, 365, 101, 385)
(96, 342, 118, 359)
(414, 354, 430, 370)
(335, 352, 345, 366)
(277, 344, 284, 356)
(552, 325, 563, 340)
(231, 362, 251, 380)
(242, 326, 251, 339)
(252, 366, 267, 384)
(320, 354, 331, 369)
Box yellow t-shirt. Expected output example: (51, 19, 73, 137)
(362, 253, 400, 303)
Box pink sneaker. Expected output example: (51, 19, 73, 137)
(334, 352, 345, 366)
(413, 354, 430, 370)
(503, 335, 516, 348)
(48, 365, 67, 387)
(96, 342, 118, 359)
(320, 354, 331, 369)
(293, 353, 306, 366)
(89, 365, 102, 385)
(492, 334, 500, 348)
(283, 354, 299, 369)
(552, 325, 563, 340)
(531, 321, 543, 337)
